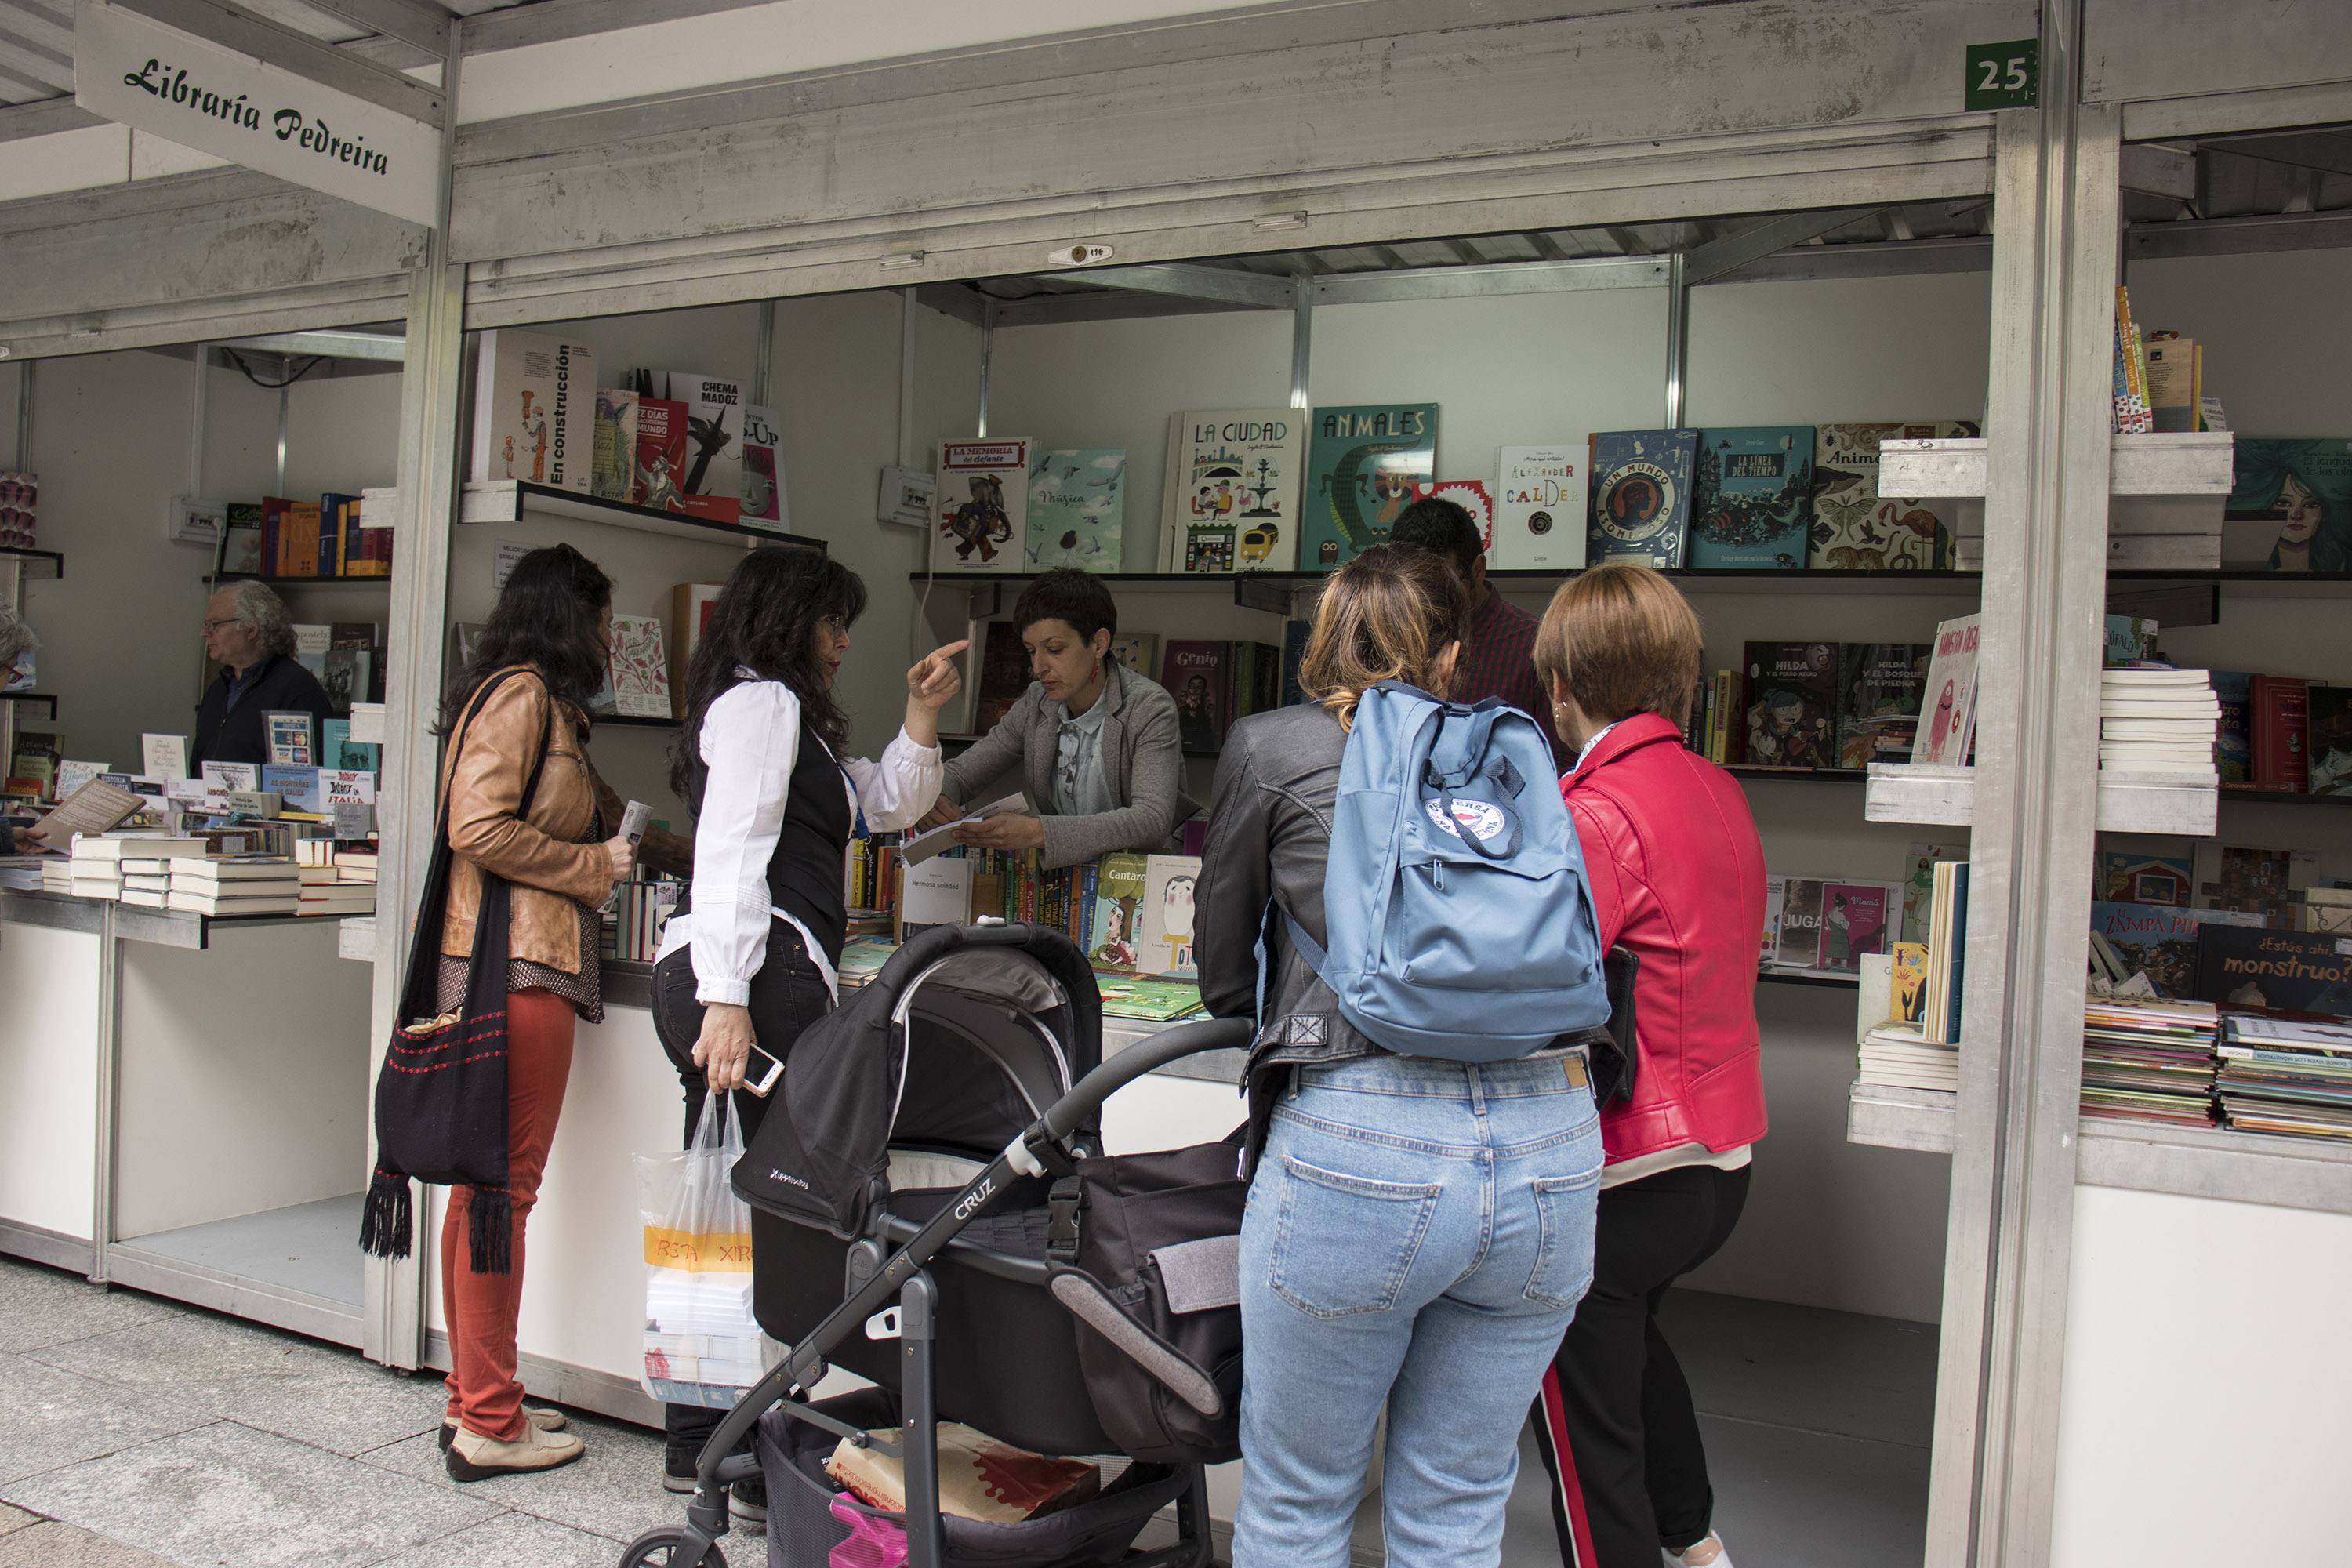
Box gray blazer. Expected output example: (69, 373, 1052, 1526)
(941, 659, 1196, 870)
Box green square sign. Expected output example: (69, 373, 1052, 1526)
(1965, 38, 2039, 110)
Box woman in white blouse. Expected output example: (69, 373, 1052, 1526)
(648, 547, 965, 1512)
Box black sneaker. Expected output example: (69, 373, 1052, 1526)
(663, 1454, 699, 1495)
(730, 1475, 768, 1526)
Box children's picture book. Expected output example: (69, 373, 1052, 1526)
(2215, 844, 2306, 926)
(1026, 449, 1124, 572)
(1095, 975, 1207, 1022)
(2194, 924, 2352, 1014)
(321, 769, 377, 808)
(1818, 881, 1896, 973)
(1688, 426, 1814, 571)
(2090, 901, 2208, 997)
(1301, 405, 1437, 570)
(631, 370, 744, 521)
(1108, 632, 1159, 682)
(1491, 446, 1586, 571)
(2103, 614, 2158, 667)
(633, 396, 691, 514)
(1090, 853, 1149, 973)
(1891, 942, 1929, 1024)
(2223, 437, 2352, 572)
(971, 621, 1033, 732)
(2096, 851, 2194, 906)
(1743, 642, 1838, 768)
(591, 388, 638, 501)
(1588, 429, 1699, 568)
(1138, 854, 1202, 978)
(1426, 481, 1494, 553)
(1911, 614, 1984, 767)
(1809, 421, 1979, 570)
(470, 330, 596, 494)
(2212, 670, 2253, 786)
(739, 403, 786, 527)
(934, 439, 1033, 573)
(1160, 408, 1305, 573)
(1836, 643, 1933, 769)
(264, 711, 314, 767)
(607, 615, 673, 720)
(2307, 684, 2352, 797)
(1161, 641, 1230, 753)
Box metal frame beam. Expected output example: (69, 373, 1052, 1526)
(290, 0, 448, 55)
(1681, 207, 1869, 285)
(2125, 208, 2352, 260)
(1070, 262, 1296, 310)
(215, 327, 405, 361)
(2204, 130, 2352, 178)
(1312, 254, 1666, 304)
(103, 0, 445, 126)
(2117, 141, 2195, 202)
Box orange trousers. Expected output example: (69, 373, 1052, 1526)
(441, 986, 575, 1442)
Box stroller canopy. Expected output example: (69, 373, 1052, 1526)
(735, 924, 1103, 1238)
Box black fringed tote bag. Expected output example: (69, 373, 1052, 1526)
(359, 670, 552, 1273)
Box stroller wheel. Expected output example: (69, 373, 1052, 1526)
(617, 1528, 728, 1568)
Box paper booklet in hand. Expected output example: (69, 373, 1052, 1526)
(898, 791, 1029, 866)
(26, 778, 145, 851)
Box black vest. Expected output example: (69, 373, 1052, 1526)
(684, 699, 851, 965)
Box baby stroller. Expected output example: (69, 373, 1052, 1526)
(621, 924, 1254, 1568)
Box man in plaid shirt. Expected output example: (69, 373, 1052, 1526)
(1389, 497, 1571, 769)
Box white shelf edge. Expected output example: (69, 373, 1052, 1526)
(460, 479, 822, 551)
(1847, 1082, 1957, 1154)
(337, 916, 376, 964)
(1878, 433, 2234, 503)
(1864, 764, 2217, 837)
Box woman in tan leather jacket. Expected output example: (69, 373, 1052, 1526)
(434, 543, 691, 1481)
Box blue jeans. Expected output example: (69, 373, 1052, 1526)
(1232, 1051, 1603, 1568)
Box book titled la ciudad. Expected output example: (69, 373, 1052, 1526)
(1162, 409, 1303, 573)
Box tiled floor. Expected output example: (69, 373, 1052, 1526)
(0, 1255, 1936, 1566)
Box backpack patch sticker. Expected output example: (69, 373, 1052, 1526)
(1424, 796, 1508, 843)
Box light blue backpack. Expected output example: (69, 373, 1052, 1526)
(1285, 682, 1612, 1062)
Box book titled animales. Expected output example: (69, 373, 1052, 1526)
(1301, 405, 1436, 570)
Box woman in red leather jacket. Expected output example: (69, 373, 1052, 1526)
(1525, 562, 1769, 1568)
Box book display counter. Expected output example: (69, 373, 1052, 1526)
(0, 891, 374, 1345)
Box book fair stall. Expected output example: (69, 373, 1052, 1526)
(0, 3, 2347, 1564)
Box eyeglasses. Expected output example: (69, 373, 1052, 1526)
(200, 617, 241, 633)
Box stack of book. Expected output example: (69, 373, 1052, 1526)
(169, 856, 302, 916)
(70, 833, 205, 902)
(2099, 667, 2218, 783)
(334, 848, 379, 884)
(2079, 996, 2220, 1127)
(118, 855, 180, 909)
(2215, 1014, 2352, 1142)
(1856, 1022, 1958, 1093)
(296, 863, 376, 918)
(41, 856, 71, 893)
(602, 875, 682, 963)
(1919, 860, 1971, 1045)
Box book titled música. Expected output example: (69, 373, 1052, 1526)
(591, 388, 638, 501)
(1742, 642, 1838, 768)
(1160, 641, 1231, 753)
(1161, 408, 1304, 573)
(470, 329, 597, 494)
(1688, 426, 1813, 571)
(1138, 853, 1201, 978)
(1301, 405, 1436, 571)
(740, 403, 786, 528)
(1911, 614, 1984, 767)
(1492, 445, 1585, 571)
(1836, 642, 1933, 769)
(606, 615, 672, 720)
(630, 371, 744, 522)
(1587, 429, 1699, 568)
(2223, 437, 2352, 571)
(934, 439, 1032, 573)
(1809, 421, 1977, 570)
(1026, 449, 1124, 572)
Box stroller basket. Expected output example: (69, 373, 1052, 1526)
(760, 1388, 1191, 1568)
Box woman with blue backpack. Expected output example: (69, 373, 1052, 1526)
(1196, 543, 1613, 1568)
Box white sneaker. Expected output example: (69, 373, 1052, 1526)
(1664, 1535, 1733, 1568)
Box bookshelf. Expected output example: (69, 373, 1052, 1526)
(1865, 762, 2223, 837)
(1, 691, 56, 720)
(0, 546, 61, 582)
(462, 480, 829, 554)
(205, 574, 391, 590)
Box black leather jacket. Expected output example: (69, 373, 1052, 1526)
(1195, 702, 1381, 1166)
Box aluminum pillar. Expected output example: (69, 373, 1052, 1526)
(365, 19, 467, 1371)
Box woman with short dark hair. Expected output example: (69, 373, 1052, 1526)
(431, 543, 691, 1481)
(916, 567, 1192, 866)
(1524, 562, 1769, 1568)
(648, 546, 967, 1516)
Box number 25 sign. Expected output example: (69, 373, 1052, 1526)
(1965, 38, 2039, 111)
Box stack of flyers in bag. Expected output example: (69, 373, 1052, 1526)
(643, 1272, 768, 1407)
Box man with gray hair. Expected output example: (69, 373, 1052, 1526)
(193, 579, 336, 767)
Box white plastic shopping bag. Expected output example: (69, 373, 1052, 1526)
(637, 1091, 774, 1409)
